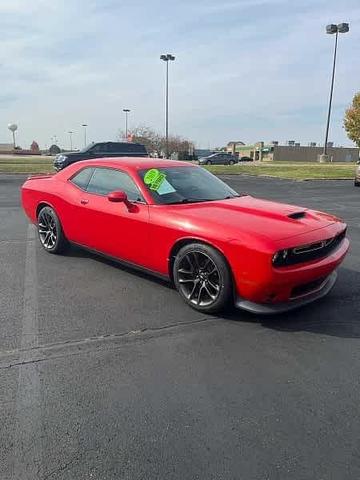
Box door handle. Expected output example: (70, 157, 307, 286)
(80, 199, 89, 205)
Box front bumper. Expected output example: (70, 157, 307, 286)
(53, 163, 64, 171)
(235, 271, 337, 315)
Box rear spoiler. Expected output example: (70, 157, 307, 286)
(27, 174, 55, 180)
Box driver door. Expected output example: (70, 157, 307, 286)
(73, 167, 149, 266)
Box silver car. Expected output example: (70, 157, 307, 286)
(198, 153, 237, 165)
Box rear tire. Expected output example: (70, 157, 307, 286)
(229, 160, 235, 165)
(206, 160, 212, 165)
(173, 243, 232, 313)
(37, 206, 68, 254)
(355, 180, 360, 187)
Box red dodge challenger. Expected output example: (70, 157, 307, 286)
(21, 158, 349, 314)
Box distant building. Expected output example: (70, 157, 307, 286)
(225, 141, 359, 162)
(225, 141, 269, 161)
(0, 143, 14, 153)
(31, 141, 40, 153)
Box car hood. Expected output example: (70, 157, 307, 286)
(56, 151, 84, 159)
(165, 195, 340, 241)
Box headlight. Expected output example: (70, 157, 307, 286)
(55, 155, 67, 163)
(272, 249, 289, 266)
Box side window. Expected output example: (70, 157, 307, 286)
(90, 143, 108, 154)
(108, 143, 120, 153)
(86, 168, 144, 201)
(70, 168, 94, 190)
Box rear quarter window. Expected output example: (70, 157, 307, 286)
(70, 168, 94, 190)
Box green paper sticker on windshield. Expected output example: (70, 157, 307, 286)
(150, 173, 166, 191)
(144, 168, 167, 192)
(144, 168, 160, 185)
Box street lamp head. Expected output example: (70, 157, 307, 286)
(160, 54, 175, 61)
(123, 109, 130, 113)
(82, 124, 88, 127)
(337, 23, 349, 33)
(326, 24, 338, 34)
(326, 23, 349, 34)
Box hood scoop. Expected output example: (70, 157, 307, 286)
(288, 211, 306, 220)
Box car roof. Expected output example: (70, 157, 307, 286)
(94, 141, 145, 146)
(68, 157, 194, 172)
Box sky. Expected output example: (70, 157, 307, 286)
(0, 0, 359, 149)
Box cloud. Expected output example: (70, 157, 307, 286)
(0, 0, 359, 148)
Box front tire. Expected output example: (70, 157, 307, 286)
(355, 180, 360, 187)
(229, 160, 235, 165)
(173, 243, 232, 313)
(206, 160, 212, 165)
(37, 206, 68, 254)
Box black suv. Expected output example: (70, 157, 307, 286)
(54, 142, 148, 171)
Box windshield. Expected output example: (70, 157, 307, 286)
(79, 143, 94, 153)
(139, 166, 240, 204)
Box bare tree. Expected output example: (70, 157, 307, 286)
(119, 125, 195, 158)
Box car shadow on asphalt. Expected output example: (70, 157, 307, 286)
(65, 246, 359, 339)
(65, 244, 173, 289)
(223, 267, 360, 339)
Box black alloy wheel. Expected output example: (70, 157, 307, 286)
(37, 206, 68, 254)
(173, 243, 232, 313)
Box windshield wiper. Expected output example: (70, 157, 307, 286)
(225, 194, 247, 198)
(167, 198, 212, 204)
(168, 196, 241, 205)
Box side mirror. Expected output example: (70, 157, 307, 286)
(108, 191, 127, 203)
(107, 190, 136, 211)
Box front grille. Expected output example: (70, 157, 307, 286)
(275, 229, 346, 267)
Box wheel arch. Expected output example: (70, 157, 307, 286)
(168, 237, 233, 283)
(36, 201, 54, 218)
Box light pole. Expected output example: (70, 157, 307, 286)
(123, 109, 130, 140)
(82, 124, 88, 148)
(160, 53, 175, 158)
(320, 23, 349, 161)
(68, 131, 73, 151)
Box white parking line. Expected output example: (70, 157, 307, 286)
(13, 223, 43, 479)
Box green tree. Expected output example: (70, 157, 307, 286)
(344, 92, 360, 147)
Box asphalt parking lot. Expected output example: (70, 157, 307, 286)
(1, 173, 359, 480)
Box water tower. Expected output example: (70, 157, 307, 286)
(8, 123, 18, 149)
